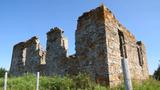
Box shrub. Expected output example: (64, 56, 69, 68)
(0, 68, 6, 78)
(153, 65, 160, 81)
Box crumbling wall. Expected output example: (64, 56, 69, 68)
(10, 36, 46, 76)
(25, 36, 45, 74)
(10, 42, 26, 76)
(61, 54, 80, 75)
(45, 27, 68, 76)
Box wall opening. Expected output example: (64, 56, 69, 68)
(118, 30, 127, 58)
(137, 42, 144, 66)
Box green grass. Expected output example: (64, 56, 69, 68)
(0, 74, 36, 90)
(0, 73, 107, 90)
(0, 74, 160, 90)
(132, 79, 160, 90)
(0, 78, 3, 90)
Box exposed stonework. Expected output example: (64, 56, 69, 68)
(76, 5, 109, 85)
(45, 27, 68, 76)
(10, 42, 26, 76)
(10, 5, 149, 86)
(10, 36, 46, 76)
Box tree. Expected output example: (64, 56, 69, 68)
(153, 60, 160, 80)
(0, 67, 6, 78)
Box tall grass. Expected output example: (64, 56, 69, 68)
(0, 74, 36, 90)
(0, 74, 160, 90)
(132, 79, 160, 90)
(0, 73, 107, 90)
(0, 78, 3, 90)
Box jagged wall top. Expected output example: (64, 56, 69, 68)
(77, 4, 137, 42)
(13, 36, 39, 49)
(47, 27, 64, 35)
(78, 4, 115, 23)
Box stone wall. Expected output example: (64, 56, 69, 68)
(76, 6, 109, 85)
(10, 42, 26, 76)
(136, 41, 149, 80)
(10, 4, 149, 87)
(25, 36, 45, 74)
(102, 5, 149, 86)
(10, 36, 46, 76)
(75, 5, 149, 86)
(45, 27, 68, 76)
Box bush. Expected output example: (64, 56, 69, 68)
(0, 68, 6, 78)
(153, 65, 160, 81)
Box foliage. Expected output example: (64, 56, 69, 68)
(0, 78, 3, 90)
(40, 76, 73, 90)
(0, 73, 160, 90)
(94, 84, 109, 90)
(132, 78, 160, 90)
(71, 73, 94, 90)
(7, 73, 36, 90)
(0, 68, 7, 78)
(153, 65, 160, 81)
(0, 73, 107, 90)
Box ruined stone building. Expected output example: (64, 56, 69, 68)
(10, 5, 149, 86)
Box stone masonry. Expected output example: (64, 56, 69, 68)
(45, 27, 68, 76)
(10, 36, 46, 76)
(10, 5, 149, 86)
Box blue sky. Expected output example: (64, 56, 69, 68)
(0, 0, 159, 74)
